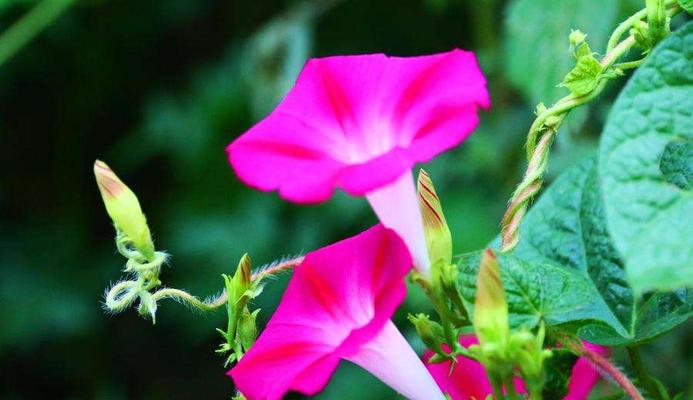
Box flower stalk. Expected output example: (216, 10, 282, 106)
(577, 343, 644, 400)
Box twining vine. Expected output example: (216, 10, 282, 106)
(500, 0, 682, 252)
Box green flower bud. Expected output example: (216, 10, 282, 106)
(474, 249, 509, 348)
(568, 29, 587, 47)
(238, 308, 260, 351)
(234, 254, 252, 290)
(509, 325, 552, 395)
(229, 253, 253, 308)
(94, 160, 154, 258)
(408, 313, 445, 354)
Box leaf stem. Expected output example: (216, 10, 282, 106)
(0, 0, 74, 68)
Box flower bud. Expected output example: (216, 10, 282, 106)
(408, 313, 445, 354)
(417, 169, 452, 268)
(94, 160, 154, 258)
(568, 29, 587, 47)
(510, 325, 552, 395)
(474, 249, 509, 347)
(234, 253, 252, 291)
(238, 308, 260, 351)
(229, 253, 253, 308)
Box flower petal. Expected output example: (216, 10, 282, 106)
(230, 225, 412, 399)
(229, 325, 340, 400)
(227, 50, 489, 203)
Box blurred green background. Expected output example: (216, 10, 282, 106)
(0, 0, 690, 398)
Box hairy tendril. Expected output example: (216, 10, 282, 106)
(500, 0, 682, 252)
(104, 231, 304, 319)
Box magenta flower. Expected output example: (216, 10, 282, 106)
(227, 50, 489, 277)
(229, 225, 444, 400)
(424, 335, 609, 399)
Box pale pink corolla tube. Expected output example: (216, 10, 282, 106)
(227, 51, 490, 277)
(229, 225, 445, 400)
(424, 335, 610, 400)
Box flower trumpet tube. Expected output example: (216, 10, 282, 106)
(229, 225, 445, 400)
(227, 50, 489, 278)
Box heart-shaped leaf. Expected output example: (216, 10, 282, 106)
(598, 21, 693, 293)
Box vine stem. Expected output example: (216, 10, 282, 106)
(499, 3, 683, 252)
(0, 0, 74, 67)
(251, 256, 304, 281)
(580, 346, 644, 400)
(189, 256, 305, 310)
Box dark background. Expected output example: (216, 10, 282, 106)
(0, 0, 690, 398)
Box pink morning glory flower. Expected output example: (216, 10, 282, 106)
(424, 335, 609, 399)
(227, 50, 489, 277)
(229, 225, 445, 400)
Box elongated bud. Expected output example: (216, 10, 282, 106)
(417, 169, 452, 268)
(474, 249, 509, 347)
(232, 254, 252, 302)
(94, 160, 154, 257)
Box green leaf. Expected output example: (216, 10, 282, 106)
(678, 0, 693, 13)
(598, 21, 693, 293)
(504, 0, 618, 104)
(456, 251, 621, 331)
(496, 157, 692, 345)
(659, 137, 692, 190)
(559, 54, 603, 96)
